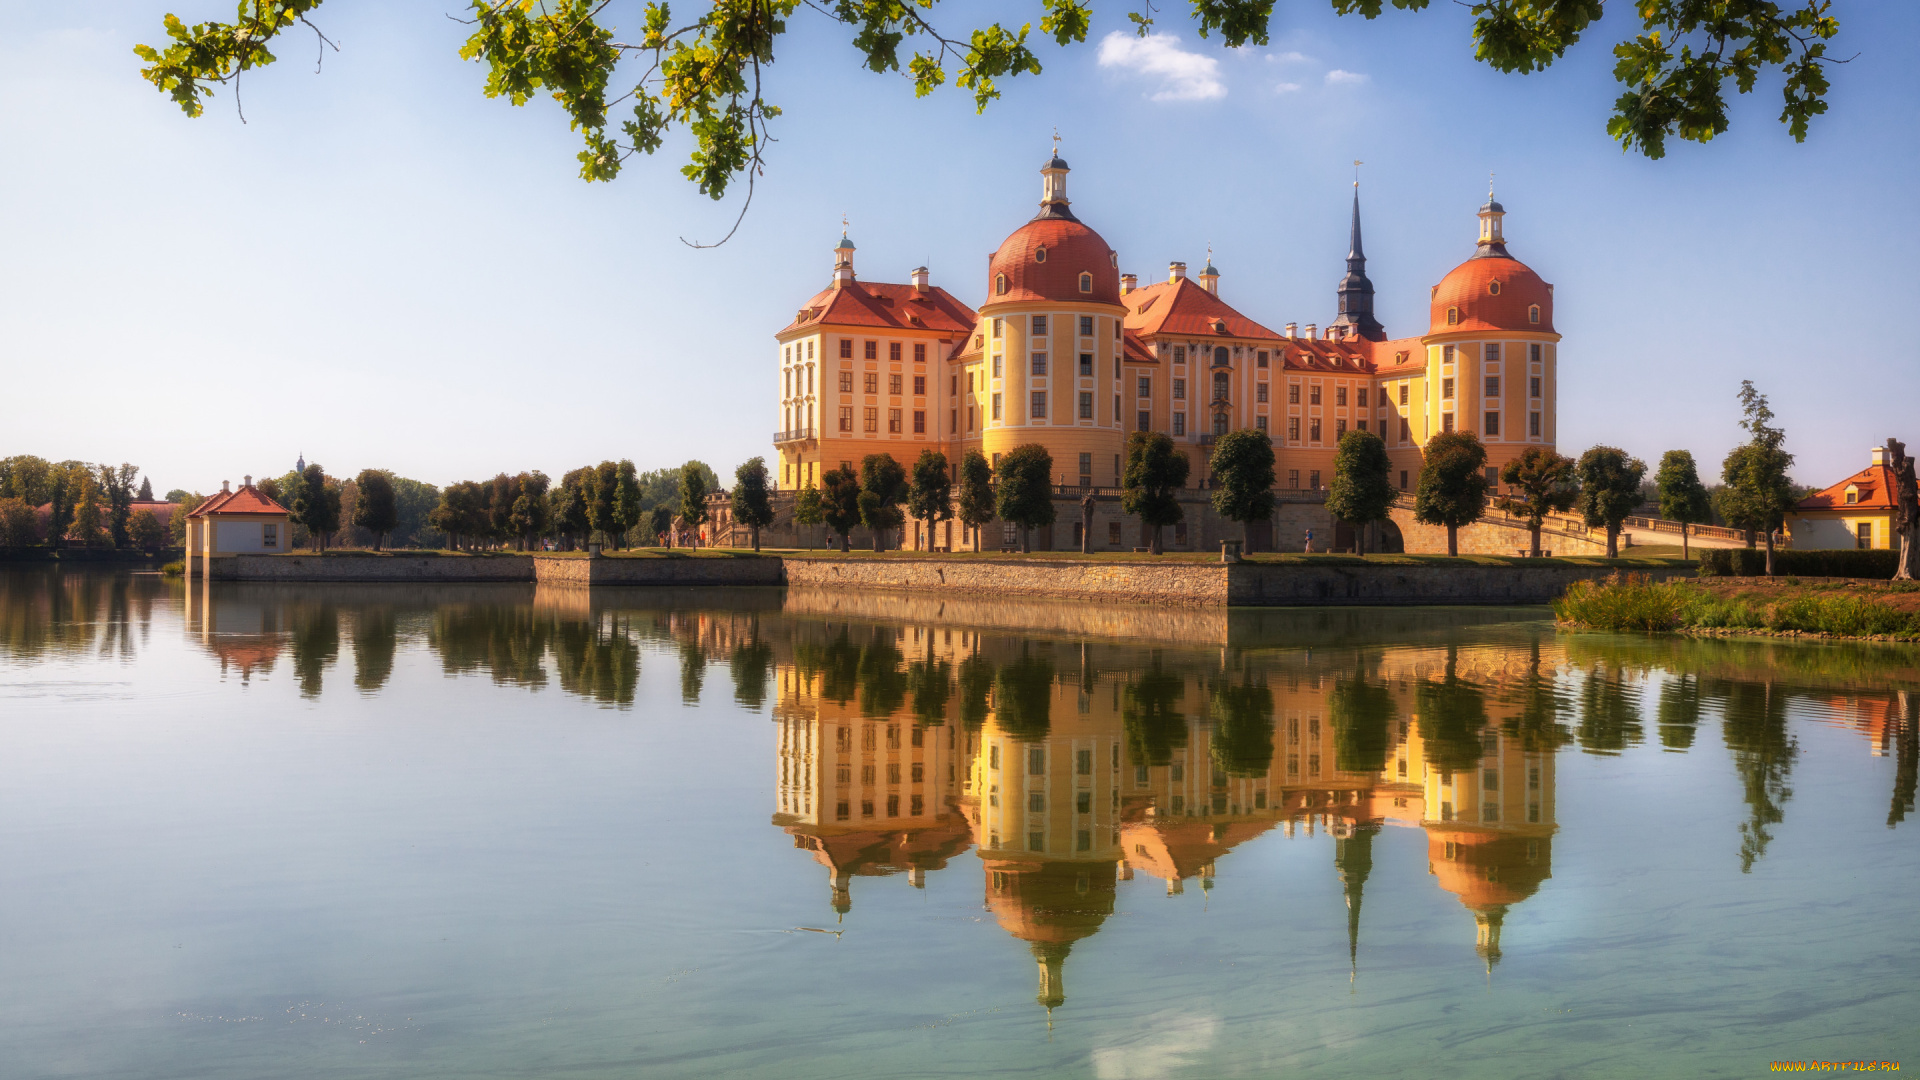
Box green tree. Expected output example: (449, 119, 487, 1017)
(907, 449, 952, 548)
(168, 494, 204, 545)
(292, 463, 340, 551)
(489, 473, 522, 546)
(98, 464, 139, 549)
(127, 508, 167, 551)
(141, 0, 1843, 235)
(1576, 446, 1647, 559)
(1496, 446, 1579, 558)
(679, 460, 711, 547)
(1720, 382, 1798, 575)
(1655, 449, 1713, 559)
(956, 449, 996, 551)
(857, 453, 909, 552)
(351, 469, 398, 550)
(1326, 429, 1393, 554)
(731, 457, 774, 551)
(1121, 431, 1188, 555)
(613, 460, 644, 546)
(1413, 431, 1489, 557)
(994, 443, 1055, 553)
(45, 461, 89, 547)
(0, 455, 54, 506)
(1210, 429, 1276, 551)
(0, 498, 41, 547)
(510, 471, 551, 549)
(554, 468, 592, 549)
(819, 466, 862, 551)
(586, 461, 620, 548)
(67, 474, 108, 547)
(137, 476, 154, 501)
(792, 484, 824, 551)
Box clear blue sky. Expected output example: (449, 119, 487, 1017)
(2, 2, 1913, 495)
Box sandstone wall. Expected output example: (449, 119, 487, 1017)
(1387, 505, 1613, 557)
(218, 553, 535, 582)
(783, 555, 1230, 607)
(1229, 562, 1688, 606)
(531, 555, 783, 587)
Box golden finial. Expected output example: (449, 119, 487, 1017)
(1353, 159, 1363, 187)
(1489, 171, 1496, 198)
(1052, 127, 1060, 156)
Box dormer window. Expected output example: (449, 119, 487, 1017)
(994, 273, 1008, 296)
(1078, 272, 1092, 293)
(1846, 487, 1859, 504)
(1034, 246, 1047, 263)
(1447, 307, 1460, 326)
(1210, 319, 1227, 334)
(1528, 304, 1540, 324)
(1488, 280, 1502, 296)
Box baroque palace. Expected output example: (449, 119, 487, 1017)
(773, 151, 1560, 537)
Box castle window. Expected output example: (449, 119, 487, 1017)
(1846, 488, 1858, 505)
(1256, 384, 1268, 403)
(1032, 353, 1047, 377)
(1447, 307, 1460, 326)
(839, 371, 854, 393)
(864, 373, 878, 394)
(1336, 386, 1347, 407)
(1530, 343, 1542, 363)
(1288, 469, 1300, 489)
(1034, 246, 1047, 263)
(1401, 417, 1411, 441)
(1288, 418, 1300, 442)
(1310, 385, 1322, 406)
(1173, 346, 1186, 364)
(1138, 411, 1151, 432)
(1290, 384, 1301, 405)
(1212, 372, 1229, 401)
(1257, 350, 1269, 368)
(913, 375, 926, 396)
(1256, 415, 1269, 433)
(993, 355, 1003, 378)
(992, 393, 1003, 421)
(889, 409, 902, 434)
(1213, 412, 1230, 437)
(1172, 412, 1186, 436)
(1032, 315, 1047, 335)
(1079, 272, 1092, 293)
(889, 342, 902, 362)
(1079, 316, 1094, 336)
(1080, 353, 1093, 376)
(914, 343, 926, 363)
(1442, 378, 1455, 400)
(1028, 391, 1044, 419)
(864, 407, 878, 432)
(1336, 419, 1347, 438)
(995, 274, 1008, 296)
(1485, 343, 1501, 362)
(1529, 411, 1540, 437)
(889, 373, 902, 395)
(807, 340, 814, 359)
(840, 339, 853, 359)
(1400, 384, 1409, 406)
(1214, 346, 1229, 366)
(1484, 411, 1500, 437)
(1137, 376, 1151, 398)
(1079, 393, 1094, 419)
(1310, 418, 1322, 442)
(1528, 305, 1541, 324)
(1443, 413, 1456, 433)
(839, 406, 853, 431)
(1358, 387, 1368, 407)
(1173, 378, 1185, 400)
(1485, 375, 1500, 398)
(1488, 280, 1502, 296)
(865, 340, 878, 360)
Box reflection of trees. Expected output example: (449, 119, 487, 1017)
(1416, 650, 1488, 774)
(678, 636, 705, 704)
(1, 571, 167, 662)
(289, 603, 339, 699)
(1125, 664, 1187, 767)
(956, 652, 994, 729)
(1718, 680, 1795, 873)
(554, 617, 639, 707)
(818, 628, 862, 706)
(857, 629, 907, 717)
(1891, 705, 1917, 830)
(352, 608, 397, 693)
(1576, 665, 1644, 755)
(1328, 670, 1393, 774)
(430, 606, 552, 689)
(907, 645, 952, 725)
(1500, 639, 1572, 753)
(1657, 674, 1703, 750)
(994, 647, 1054, 741)
(1211, 681, 1275, 777)
(730, 637, 773, 709)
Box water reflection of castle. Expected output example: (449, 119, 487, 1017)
(772, 627, 1561, 1010)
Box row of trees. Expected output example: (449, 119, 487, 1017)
(0, 457, 164, 550)
(422, 460, 724, 551)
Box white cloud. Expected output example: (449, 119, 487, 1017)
(1274, 82, 1302, 94)
(1097, 32, 1226, 102)
(1267, 50, 1313, 64)
(1325, 69, 1370, 85)
(1092, 1014, 1221, 1079)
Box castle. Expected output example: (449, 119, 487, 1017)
(773, 151, 1560, 545)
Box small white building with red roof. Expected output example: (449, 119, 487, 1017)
(183, 477, 292, 574)
(1787, 446, 1898, 550)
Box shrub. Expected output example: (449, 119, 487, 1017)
(1697, 548, 1898, 579)
(1553, 572, 1697, 632)
(160, 560, 184, 577)
(1764, 594, 1919, 637)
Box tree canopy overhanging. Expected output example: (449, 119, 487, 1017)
(138, 0, 1844, 237)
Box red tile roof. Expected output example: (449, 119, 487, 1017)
(986, 217, 1123, 305)
(782, 280, 976, 335)
(190, 484, 289, 517)
(1797, 462, 1896, 511)
(1430, 254, 1555, 335)
(1122, 278, 1284, 341)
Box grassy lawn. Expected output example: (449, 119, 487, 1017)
(758, 547, 1694, 569)
(1556, 572, 1920, 640)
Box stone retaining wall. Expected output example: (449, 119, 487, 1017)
(216, 553, 535, 582)
(1229, 562, 1688, 606)
(783, 556, 1230, 607)
(531, 555, 784, 587)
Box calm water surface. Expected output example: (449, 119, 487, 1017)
(1, 568, 1916, 1079)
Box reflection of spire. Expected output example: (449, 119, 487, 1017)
(1334, 823, 1378, 977)
(830, 867, 852, 917)
(1475, 908, 1505, 975)
(1033, 941, 1070, 1009)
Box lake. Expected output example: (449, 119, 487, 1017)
(1, 568, 1914, 1078)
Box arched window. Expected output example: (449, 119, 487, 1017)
(1528, 304, 1540, 324)
(1447, 307, 1460, 326)
(1078, 272, 1092, 294)
(1110, 252, 1119, 268)
(995, 273, 1008, 296)
(1214, 346, 1229, 367)
(1488, 280, 1502, 296)
(1034, 247, 1047, 263)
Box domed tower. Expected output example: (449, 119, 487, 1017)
(967, 149, 1129, 487)
(1420, 188, 1560, 484)
(1422, 724, 1556, 973)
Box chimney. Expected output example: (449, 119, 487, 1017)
(1872, 445, 1891, 467)
(221, 479, 231, 493)
(1305, 323, 1319, 340)
(1120, 273, 1137, 295)
(1331, 325, 1347, 342)
(910, 266, 929, 292)
(1168, 261, 1187, 283)
(1284, 322, 1298, 339)
(243, 475, 252, 487)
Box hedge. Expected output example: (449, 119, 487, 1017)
(1696, 547, 1898, 578)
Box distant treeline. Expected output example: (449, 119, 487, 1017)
(0, 456, 165, 550)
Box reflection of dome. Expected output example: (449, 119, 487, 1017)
(982, 859, 1119, 1009)
(785, 817, 972, 915)
(1426, 829, 1552, 969)
(1430, 256, 1554, 335)
(985, 156, 1121, 306)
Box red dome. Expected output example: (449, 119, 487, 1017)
(987, 217, 1121, 306)
(1429, 254, 1554, 335)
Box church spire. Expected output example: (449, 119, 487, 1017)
(1335, 823, 1378, 978)
(1331, 177, 1385, 341)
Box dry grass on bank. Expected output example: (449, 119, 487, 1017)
(1555, 572, 1920, 640)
